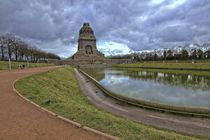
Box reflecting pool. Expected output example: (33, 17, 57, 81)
(82, 68, 210, 108)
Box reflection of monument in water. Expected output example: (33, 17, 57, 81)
(72, 22, 105, 64)
(82, 68, 105, 81)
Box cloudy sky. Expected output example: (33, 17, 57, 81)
(0, 0, 210, 57)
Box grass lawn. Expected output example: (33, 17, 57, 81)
(111, 67, 210, 77)
(113, 61, 210, 70)
(0, 60, 54, 70)
(15, 66, 207, 140)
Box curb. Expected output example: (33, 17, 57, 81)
(12, 71, 120, 140)
(83, 126, 120, 140)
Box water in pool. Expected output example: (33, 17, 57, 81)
(82, 68, 210, 108)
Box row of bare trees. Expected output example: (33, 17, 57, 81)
(132, 45, 210, 61)
(107, 44, 210, 62)
(0, 33, 60, 62)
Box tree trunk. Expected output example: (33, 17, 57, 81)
(8, 45, 12, 60)
(0, 45, 4, 60)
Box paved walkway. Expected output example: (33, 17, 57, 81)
(75, 69, 210, 138)
(0, 67, 110, 140)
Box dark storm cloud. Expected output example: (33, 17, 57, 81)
(0, 0, 210, 56)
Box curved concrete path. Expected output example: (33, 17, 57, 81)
(75, 69, 210, 138)
(0, 67, 110, 140)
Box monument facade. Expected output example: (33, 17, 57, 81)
(72, 22, 104, 64)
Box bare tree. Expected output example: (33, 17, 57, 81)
(0, 33, 60, 62)
(0, 36, 5, 60)
(197, 49, 203, 59)
(204, 50, 210, 58)
(190, 49, 197, 59)
(181, 49, 189, 59)
(13, 39, 21, 61)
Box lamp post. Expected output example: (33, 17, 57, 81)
(8, 58, 11, 70)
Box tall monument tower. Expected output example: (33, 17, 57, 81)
(72, 22, 104, 64)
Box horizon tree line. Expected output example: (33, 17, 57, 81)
(138, 47, 210, 61)
(0, 33, 60, 62)
(108, 44, 210, 62)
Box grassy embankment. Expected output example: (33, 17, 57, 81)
(113, 60, 210, 70)
(15, 66, 206, 140)
(111, 67, 210, 77)
(0, 60, 54, 70)
(112, 61, 210, 78)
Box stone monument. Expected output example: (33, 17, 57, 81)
(72, 22, 104, 64)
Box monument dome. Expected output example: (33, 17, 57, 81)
(79, 22, 94, 35)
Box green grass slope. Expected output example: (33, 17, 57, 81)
(15, 66, 207, 140)
(0, 61, 54, 70)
